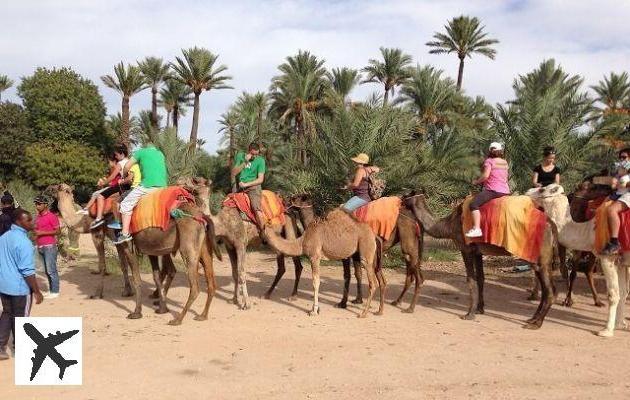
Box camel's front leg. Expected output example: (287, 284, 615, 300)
(226, 245, 239, 305)
(90, 229, 107, 299)
(236, 245, 250, 310)
(115, 243, 133, 297)
(614, 254, 630, 331)
(461, 250, 479, 320)
(358, 255, 377, 318)
(597, 256, 620, 337)
(309, 256, 321, 316)
(124, 246, 143, 319)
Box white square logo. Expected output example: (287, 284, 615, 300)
(14, 317, 82, 385)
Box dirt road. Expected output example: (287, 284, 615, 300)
(2, 238, 629, 399)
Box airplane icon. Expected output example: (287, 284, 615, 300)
(23, 323, 79, 381)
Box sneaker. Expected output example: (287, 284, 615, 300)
(89, 218, 104, 230)
(107, 221, 122, 230)
(76, 208, 89, 215)
(465, 228, 483, 238)
(601, 241, 620, 255)
(113, 233, 133, 245)
(44, 292, 59, 299)
(0, 348, 9, 360)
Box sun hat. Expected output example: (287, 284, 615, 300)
(33, 195, 50, 205)
(489, 142, 504, 151)
(351, 153, 370, 165)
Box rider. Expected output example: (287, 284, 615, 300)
(532, 146, 561, 187)
(90, 145, 131, 230)
(465, 142, 510, 238)
(232, 142, 266, 233)
(342, 153, 380, 212)
(600, 148, 630, 254)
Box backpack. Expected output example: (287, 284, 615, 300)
(367, 169, 386, 200)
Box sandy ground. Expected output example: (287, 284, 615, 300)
(2, 236, 630, 400)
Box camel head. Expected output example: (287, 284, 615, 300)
(402, 189, 428, 213)
(46, 183, 74, 200)
(287, 193, 313, 210)
(526, 184, 570, 218)
(177, 177, 212, 215)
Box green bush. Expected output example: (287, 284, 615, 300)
(0, 102, 33, 180)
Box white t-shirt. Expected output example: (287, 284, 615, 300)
(118, 158, 129, 178)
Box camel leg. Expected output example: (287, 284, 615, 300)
(236, 245, 250, 310)
(195, 242, 216, 321)
(392, 270, 413, 307)
(524, 240, 555, 329)
(125, 246, 143, 319)
(614, 258, 630, 331)
(461, 250, 479, 320)
(226, 245, 239, 305)
(336, 258, 351, 309)
(162, 255, 177, 298)
(586, 258, 604, 307)
(358, 255, 377, 318)
(264, 254, 286, 299)
(375, 268, 387, 316)
(597, 257, 620, 337)
(289, 256, 303, 301)
(115, 244, 133, 297)
(168, 248, 201, 326)
(527, 271, 541, 301)
(404, 264, 424, 314)
(149, 255, 168, 314)
(90, 230, 107, 299)
(352, 253, 363, 304)
(558, 244, 568, 283)
(526, 268, 546, 325)
(563, 267, 577, 307)
(474, 252, 485, 314)
(404, 234, 425, 313)
(309, 256, 321, 316)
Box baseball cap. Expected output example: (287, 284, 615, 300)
(489, 142, 504, 151)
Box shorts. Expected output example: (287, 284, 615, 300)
(119, 186, 158, 215)
(617, 193, 630, 208)
(245, 185, 262, 212)
(100, 183, 131, 199)
(470, 189, 508, 211)
(342, 196, 369, 212)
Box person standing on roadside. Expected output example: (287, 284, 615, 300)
(34, 195, 61, 299)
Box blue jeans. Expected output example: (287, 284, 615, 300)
(342, 196, 369, 212)
(38, 245, 59, 293)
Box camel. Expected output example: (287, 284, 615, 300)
(528, 184, 630, 337)
(264, 209, 382, 317)
(289, 195, 424, 313)
(404, 192, 556, 328)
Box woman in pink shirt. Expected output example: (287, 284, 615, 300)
(465, 142, 511, 238)
(34, 196, 61, 298)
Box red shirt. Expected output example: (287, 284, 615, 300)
(35, 210, 60, 247)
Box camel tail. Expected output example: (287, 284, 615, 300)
(202, 214, 223, 261)
(266, 229, 304, 257)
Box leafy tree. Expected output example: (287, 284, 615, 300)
(361, 47, 413, 104)
(158, 79, 193, 132)
(20, 141, 106, 200)
(591, 72, 630, 116)
(426, 15, 499, 90)
(0, 102, 33, 180)
(218, 110, 239, 170)
(170, 47, 232, 152)
(138, 57, 171, 129)
(0, 75, 13, 101)
(327, 67, 360, 103)
(101, 62, 148, 147)
(18, 67, 108, 148)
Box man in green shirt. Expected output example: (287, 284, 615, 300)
(114, 143, 168, 244)
(232, 142, 267, 232)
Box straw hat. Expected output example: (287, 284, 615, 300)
(351, 153, 370, 165)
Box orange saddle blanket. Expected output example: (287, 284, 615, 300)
(88, 196, 115, 218)
(462, 195, 547, 263)
(129, 187, 195, 234)
(352, 196, 401, 240)
(593, 200, 630, 254)
(223, 190, 286, 227)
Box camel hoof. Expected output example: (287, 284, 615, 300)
(308, 307, 320, 316)
(402, 307, 414, 314)
(168, 319, 182, 326)
(335, 302, 347, 309)
(594, 301, 605, 308)
(263, 292, 272, 300)
(152, 300, 160, 306)
(375, 310, 384, 316)
(523, 322, 541, 330)
(390, 300, 400, 306)
(228, 298, 237, 304)
(155, 307, 168, 314)
(149, 291, 160, 299)
(596, 329, 614, 338)
(239, 303, 251, 311)
(351, 298, 363, 305)
(563, 298, 574, 308)
(527, 292, 540, 301)
(461, 313, 476, 321)
(476, 307, 485, 315)
(287, 295, 298, 302)
(127, 312, 142, 320)
(357, 313, 368, 319)
(194, 315, 208, 321)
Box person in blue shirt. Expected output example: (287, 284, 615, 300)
(0, 208, 43, 361)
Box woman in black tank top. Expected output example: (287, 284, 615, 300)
(532, 146, 560, 187)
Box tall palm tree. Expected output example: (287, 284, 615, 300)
(101, 62, 148, 146)
(170, 47, 232, 153)
(138, 57, 171, 129)
(158, 79, 193, 133)
(0, 75, 13, 102)
(326, 67, 360, 104)
(235, 91, 269, 143)
(218, 110, 239, 170)
(426, 15, 499, 90)
(591, 72, 630, 115)
(361, 47, 413, 105)
(269, 50, 329, 163)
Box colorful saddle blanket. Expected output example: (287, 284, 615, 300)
(89, 196, 115, 218)
(223, 190, 286, 227)
(353, 196, 401, 240)
(593, 200, 630, 254)
(462, 195, 547, 263)
(129, 187, 195, 234)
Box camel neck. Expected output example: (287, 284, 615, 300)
(56, 193, 89, 233)
(411, 200, 452, 239)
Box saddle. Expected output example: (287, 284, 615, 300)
(352, 196, 401, 240)
(222, 190, 286, 227)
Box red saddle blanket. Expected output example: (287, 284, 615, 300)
(352, 196, 401, 240)
(129, 187, 195, 234)
(88, 196, 115, 218)
(223, 190, 285, 227)
(593, 200, 630, 254)
(462, 195, 547, 263)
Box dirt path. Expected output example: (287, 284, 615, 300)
(2, 237, 629, 399)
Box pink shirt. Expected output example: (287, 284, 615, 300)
(35, 211, 60, 247)
(482, 157, 510, 194)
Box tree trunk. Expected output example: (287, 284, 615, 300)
(228, 126, 235, 169)
(165, 110, 171, 128)
(383, 84, 389, 105)
(188, 92, 201, 154)
(173, 104, 180, 134)
(151, 85, 158, 129)
(121, 95, 130, 147)
(257, 109, 262, 144)
(457, 57, 465, 91)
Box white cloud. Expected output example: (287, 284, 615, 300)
(1, 0, 629, 152)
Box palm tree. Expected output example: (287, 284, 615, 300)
(326, 67, 360, 104)
(235, 92, 269, 143)
(101, 62, 148, 146)
(426, 15, 499, 90)
(0, 75, 13, 102)
(361, 47, 413, 105)
(591, 72, 630, 116)
(218, 110, 239, 170)
(158, 79, 193, 132)
(269, 50, 329, 163)
(170, 47, 232, 153)
(138, 57, 171, 129)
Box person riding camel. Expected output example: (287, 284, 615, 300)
(107, 157, 142, 231)
(465, 142, 510, 238)
(232, 142, 267, 234)
(342, 153, 380, 212)
(532, 146, 561, 188)
(89, 145, 132, 230)
(600, 148, 630, 255)
(113, 142, 167, 244)
(78, 156, 120, 217)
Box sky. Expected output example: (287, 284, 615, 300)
(2, 0, 629, 153)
